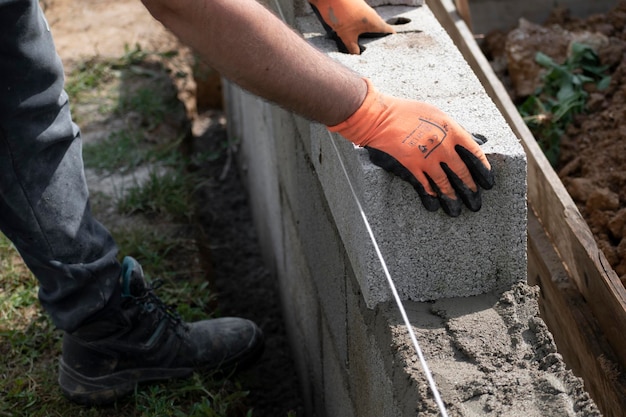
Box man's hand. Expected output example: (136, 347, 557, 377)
(329, 78, 494, 217)
(309, 0, 395, 54)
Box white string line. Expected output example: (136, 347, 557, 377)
(272, 0, 287, 21)
(270, 0, 448, 413)
(327, 132, 449, 417)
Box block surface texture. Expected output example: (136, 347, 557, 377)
(298, 5, 527, 306)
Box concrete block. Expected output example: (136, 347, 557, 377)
(290, 178, 350, 365)
(293, 113, 312, 155)
(271, 99, 352, 365)
(346, 271, 402, 417)
(226, 83, 285, 277)
(298, 5, 527, 305)
(322, 318, 356, 417)
(280, 207, 324, 412)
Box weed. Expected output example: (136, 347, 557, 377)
(134, 374, 250, 417)
(117, 86, 168, 129)
(82, 129, 146, 173)
(518, 42, 611, 165)
(65, 43, 178, 125)
(116, 163, 197, 221)
(65, 58, 116, 100)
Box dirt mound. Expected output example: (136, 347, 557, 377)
(482, 1, 626, 286)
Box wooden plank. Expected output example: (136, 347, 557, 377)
(426, 0, 626, 371)
(528, 210, 626, 417)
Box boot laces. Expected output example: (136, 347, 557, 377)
(133, 279, 190, 333)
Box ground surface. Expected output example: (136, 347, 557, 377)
(482, 1, 626, 286)
(45, 0, 304, 415)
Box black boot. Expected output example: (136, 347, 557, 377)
(58, 256, 264, 406)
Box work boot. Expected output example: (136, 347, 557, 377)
(58, 256, 264, 406)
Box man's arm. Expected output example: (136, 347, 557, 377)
(141, 0, 494, 216)
(141, 0, 367, 126)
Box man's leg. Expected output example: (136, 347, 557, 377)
(0, 0, 120, 333)
(0, 0, 263, 405)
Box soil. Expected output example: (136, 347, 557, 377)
(481, 1, 626, 287)
(44, 0, 304, 415)
(190, 114, 305, 416)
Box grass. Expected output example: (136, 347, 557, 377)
(82, 129, 146, 173)
(0, 227, 246, 416)
(0, 46, 261, 416)
(116, 162, 198, 222)
(518, 42, 611, 166)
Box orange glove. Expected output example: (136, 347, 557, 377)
(309, 0, 395, 54)
(329, 79, 494, 216)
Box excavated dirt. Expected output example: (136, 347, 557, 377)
(481, 1, 626, 287)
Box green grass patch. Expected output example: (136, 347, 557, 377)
(65, 44, 152, 100)
(117, 86, 168, 130)
(82, 128, 146, 173)
(66, 44, 179, 126)
(116, 163, 198, 222)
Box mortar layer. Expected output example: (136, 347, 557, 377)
(384, 283, 600, 416)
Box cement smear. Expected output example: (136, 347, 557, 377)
(386, 283, 600, 416)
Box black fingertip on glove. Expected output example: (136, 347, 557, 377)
(366, 147, 440, 212)
(422, 173, 461, 217)
(455, 144, 495, 191)
(471, 133, 487, 145)
(440, 163, 482, 212)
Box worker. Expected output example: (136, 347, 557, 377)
(0, 0, 493, 406)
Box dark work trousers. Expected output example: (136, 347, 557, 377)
(0, 0, 121, 332)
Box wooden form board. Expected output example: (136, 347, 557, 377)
(426, 0, 626, 413)
(528, 211, 626, 417)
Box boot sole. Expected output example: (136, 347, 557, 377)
(58, 330, 265, 406)
(58, 359, 193, 406)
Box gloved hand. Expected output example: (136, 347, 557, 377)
(329, 78, 495, 217)
(309, 0, 395, 54)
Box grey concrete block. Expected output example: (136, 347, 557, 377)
(293, 113, 312, 155)
(346, 272, 402, 417)
(273, 107, 350, 365)
(228, 85, 286, 277)
(298, 5, 527, 305)
(279, 207, 325, 411)
(322, 319, 356, 417)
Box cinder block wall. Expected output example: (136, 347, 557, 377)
(224, 2, 527, 415)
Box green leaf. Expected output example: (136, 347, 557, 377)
(521, 42, 610, 167)
(598, 76, 612, 90)
(535, 51, 556, 68)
